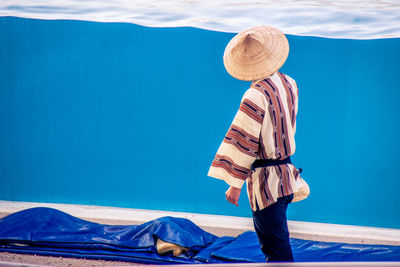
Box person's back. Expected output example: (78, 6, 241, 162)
(208, 25, 309, 262)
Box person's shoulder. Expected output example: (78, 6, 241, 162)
(243, 86, 266, 101)
(239, 86, 267, 110)
(279, 72, 297, 87)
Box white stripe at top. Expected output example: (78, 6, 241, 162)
(0, 0, 399, 39)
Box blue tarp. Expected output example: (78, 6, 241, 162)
(0, 207, 399, 264)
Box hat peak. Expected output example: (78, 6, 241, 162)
(241, 31, 265, 49)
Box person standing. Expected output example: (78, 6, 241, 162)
(208, 25, 309, 262)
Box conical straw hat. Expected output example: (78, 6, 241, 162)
(223, 25, 289, 81)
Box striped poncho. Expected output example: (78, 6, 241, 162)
(208, 72, 306, 211)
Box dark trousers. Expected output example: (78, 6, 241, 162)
(252, 194, 294, 262)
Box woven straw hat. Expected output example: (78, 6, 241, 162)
(223, 25, 289, 81)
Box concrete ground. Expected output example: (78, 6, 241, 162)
(0, 253, 144, 267)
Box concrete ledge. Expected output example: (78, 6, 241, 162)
(1, 200, 399, 246)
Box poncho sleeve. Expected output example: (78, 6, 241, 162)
(208, 88, 266, 189)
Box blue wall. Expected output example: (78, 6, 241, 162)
(1, 17, 399, 229)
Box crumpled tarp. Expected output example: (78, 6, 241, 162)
(0, 207, 399, 264)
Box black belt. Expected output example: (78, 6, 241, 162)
(251, 157, 292, 171)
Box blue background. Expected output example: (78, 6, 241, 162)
(1, 17, 399, 229)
